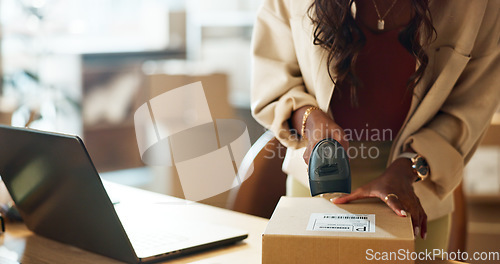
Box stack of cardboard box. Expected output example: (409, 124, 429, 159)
(465, 113, 500, 264)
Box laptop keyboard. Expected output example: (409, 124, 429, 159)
(109, 197, 247, 259)
(127, 229, 188, 257)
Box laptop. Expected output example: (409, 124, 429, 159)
(0, 125, 248, 263)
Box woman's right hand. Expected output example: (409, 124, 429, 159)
(297, 107, 349, 165)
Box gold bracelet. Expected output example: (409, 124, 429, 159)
(301, 106, 320, 140)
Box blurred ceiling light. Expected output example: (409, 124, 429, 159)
(142, 61, 159, 75)
(68, 20, 86, 35)
(31, 0, 46, 9)
(26, 15, 40, 31)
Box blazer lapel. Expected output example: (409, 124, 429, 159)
(314, 52, 336, 113)
(391, 0, 486, 156)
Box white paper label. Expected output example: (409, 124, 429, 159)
(307, 213, 375, 233)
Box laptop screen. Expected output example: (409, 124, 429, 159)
(0, 125, 138, 263)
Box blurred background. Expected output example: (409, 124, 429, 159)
(0, 0, 498, 262)
(0, 0, 266, 192)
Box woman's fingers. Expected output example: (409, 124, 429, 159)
(421, 212, 428, 239)
(412, 195, 427, 239)
(382, 193, 408, 217)
(331, 188, 372, 204)
(383, 193, 427, 239)
(402, 194, 427, 239)
(400, 194, 427, 239)
(412, 209, 422, 238)
(303, 143, 314, 165)
(333, 188, 427, 239)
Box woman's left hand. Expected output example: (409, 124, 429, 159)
(332, 158, 427, 239)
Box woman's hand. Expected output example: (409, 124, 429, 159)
(332, 158, 427, 239)
(292, 106, 349, 165)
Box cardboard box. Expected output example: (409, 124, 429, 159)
(142, 72, 236, 207)
(465, 195, 500, 264)
(146, 73, 234, 120)
(263, 197, 415, 264)
(481, 113, 500, 146)
(84, 124, 143, 172)
(481, 123, 500, 146)
(0, 111, 12, 125)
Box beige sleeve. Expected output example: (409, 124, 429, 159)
(404, 46, 500, 199)
(251, 0, 318, 149)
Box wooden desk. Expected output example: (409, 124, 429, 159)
(0, 183, 268, 264)
(0, 183, 472, 264)
(0, 227, 471, 264)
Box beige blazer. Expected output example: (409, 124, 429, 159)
(251, 0, 500, 220)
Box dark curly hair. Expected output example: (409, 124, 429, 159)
(308, 0, 436, 105)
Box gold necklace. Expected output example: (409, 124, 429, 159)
(371, 0, 399, 30)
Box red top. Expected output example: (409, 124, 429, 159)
(330, 22, 416, 142)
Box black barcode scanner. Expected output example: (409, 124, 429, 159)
(308, 138, 351, 197)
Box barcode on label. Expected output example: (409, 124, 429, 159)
(318, 226, 350, 230)
(323, 216, 368, 220)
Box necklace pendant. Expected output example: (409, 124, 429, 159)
(377, 19, 385, 30)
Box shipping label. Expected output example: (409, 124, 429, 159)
(307, 213, 376, 233)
